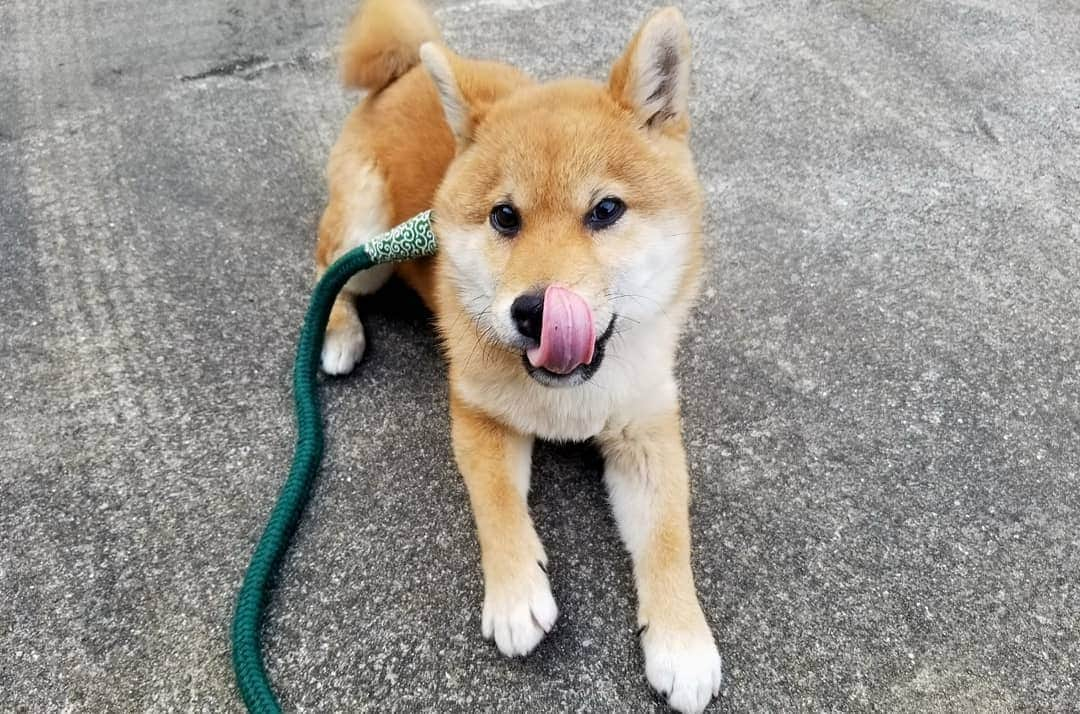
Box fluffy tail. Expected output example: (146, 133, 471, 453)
(339, 0, 442, 92)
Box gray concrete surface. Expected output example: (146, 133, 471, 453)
(2, 0, 1079, 711)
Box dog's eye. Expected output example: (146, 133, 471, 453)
(490, 203, 522, 236)
(586, 197, 626, 230)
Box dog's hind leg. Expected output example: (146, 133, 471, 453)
(315, 156, 394, 375)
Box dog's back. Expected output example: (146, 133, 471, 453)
(316, 0, 528, 329)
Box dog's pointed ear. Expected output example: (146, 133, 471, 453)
(608, 7, 692, 137)
(420, 43, 476, 147)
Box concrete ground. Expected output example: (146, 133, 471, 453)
(2, 0, 1078, 711)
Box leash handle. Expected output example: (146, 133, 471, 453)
(231, 211, 437, 713)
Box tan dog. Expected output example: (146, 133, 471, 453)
(315, 1, 721, 711)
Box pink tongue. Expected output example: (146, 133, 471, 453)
(526, 285, 595, 375)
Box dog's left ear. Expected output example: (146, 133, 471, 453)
(609, 7, 692, 138)
(420, 43, 474, 146)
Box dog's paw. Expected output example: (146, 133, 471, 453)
(481, 562, 557, 657)
(641, 623, 722, 714)
(320, 324, 365, 375)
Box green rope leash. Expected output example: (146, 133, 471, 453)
(231, 211, 438, 713)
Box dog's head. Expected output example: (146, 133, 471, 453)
(425, 8, 702, 387)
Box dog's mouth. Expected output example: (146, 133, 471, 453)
(522, 316, 616, 388)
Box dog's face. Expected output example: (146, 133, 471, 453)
(426, 9, 701, 387)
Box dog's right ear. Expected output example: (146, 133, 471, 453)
(420, 43, 474, 147)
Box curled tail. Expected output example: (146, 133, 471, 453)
(339, 0, 442, 92)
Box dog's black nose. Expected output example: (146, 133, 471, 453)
(510, 293, 544, 342)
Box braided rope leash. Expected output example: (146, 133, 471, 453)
(231, 211, 437, 713)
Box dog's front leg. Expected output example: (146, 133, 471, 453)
(450, 394, 557, 657)
(599, 407, 722, 714)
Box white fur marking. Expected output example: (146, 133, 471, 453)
(419, 43, 470, 142)
(507, 434, 534, 500)
(609, 213, 693, 329)
(443, 225, 508, 339)
(604, 459, 658, 559)
(321, 320, 365, 375)
(481, 563, 558, 657)
(641, 625, 723, 714)
(343, 262, 393, 296)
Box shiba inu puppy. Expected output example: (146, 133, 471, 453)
(314, 1, 722, 711)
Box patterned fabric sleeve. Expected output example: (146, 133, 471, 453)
(365, 210, 438, 264)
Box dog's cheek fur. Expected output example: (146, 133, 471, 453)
(440, 224, 525, 346)
(602, 212, 698, 329)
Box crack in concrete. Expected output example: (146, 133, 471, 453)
(178, 51, 325, 83)
(179, 54, 269, 82)
(973, 109, 1001, 144)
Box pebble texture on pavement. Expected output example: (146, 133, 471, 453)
(2, 0, 1078, 711)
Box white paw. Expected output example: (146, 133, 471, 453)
(641, 624, 723, 714)
(481, 562, 558, 657)
(320, 324, 365, 375)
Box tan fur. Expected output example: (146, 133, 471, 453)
(316, 3, 721, 712)
(339, 0, 441, 92)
